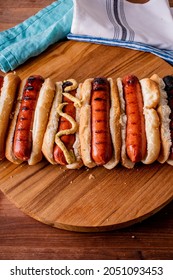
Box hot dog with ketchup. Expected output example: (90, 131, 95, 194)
(42, 79, 83, 169)
(5, 75, 55, 165)
(79, 77, 121, 169)
(0, 73, 20, 160)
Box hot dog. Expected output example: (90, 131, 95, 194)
(0, 72, 20, 160)
(5, 75, 55, 165)
(42, 79, 83, 169)
(117, 74, 160, 168)
(151, 74, 173, 166)
(79, 77, 121, 169)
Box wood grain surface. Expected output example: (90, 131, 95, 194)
(0, 40, 173, 232)
(0, 0, 173, 260)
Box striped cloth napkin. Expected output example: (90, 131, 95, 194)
(68, 0, 173, 64)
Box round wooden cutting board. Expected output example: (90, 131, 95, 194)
(0, 41, 173, 232)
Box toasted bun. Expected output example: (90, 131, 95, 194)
(42, 80, 83, 169)
(104, 78, 121, 169)
(0, 73, 20, 160)
(79, 78, 121, 169)
(42, 82, 63, 164)
(140, 78, 161, 164)
(150, 74, 172, 165)
(5, 79, 25, 164)
(167, 158, 173, 166)
(79, 78, 96, 168)
(5, 77, 55, 165)
(116, 78, 135, 169)
(28, 78, 55, 165)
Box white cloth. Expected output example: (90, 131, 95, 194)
(68, 0, 173, 63)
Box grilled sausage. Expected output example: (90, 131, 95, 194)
(13, 75, 44, 161)
(122, 74, 147, 162)
(91, 77, 113, 165)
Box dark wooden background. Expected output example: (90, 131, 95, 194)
(0, 0, 173, 260)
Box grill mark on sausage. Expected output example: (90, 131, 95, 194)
(21, 106, 30, 111)
(94, 109, 107, 112)
(16, 128, 27, 131)
(19, 117, 28, 121)
(95, 142, 109, 145)
(25, 86, 34, 91)
(23, 96, 36, 101)
(95, 119, 107, 123)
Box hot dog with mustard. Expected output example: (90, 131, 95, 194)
(42, 79, 83, 169)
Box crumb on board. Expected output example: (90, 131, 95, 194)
(89, 174, 95, 180)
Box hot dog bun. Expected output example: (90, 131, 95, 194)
(0, 72, 20, 160)
(5, 77, 55, 165)
(117, 77, 135, 169)
(79, 77, 121, 169)
(42, 82, 63, 165)
(42, 79, 83, 169)
(150, 74, 172, 164)
(140, 78, 160, 164)
(151, 74, 173, 166)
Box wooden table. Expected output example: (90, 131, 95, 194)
(0, 0, 173, 260)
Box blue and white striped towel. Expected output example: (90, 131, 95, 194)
(68, 0, 173, 65)
(0, 0, 73, 73)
